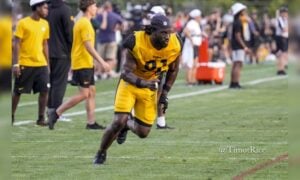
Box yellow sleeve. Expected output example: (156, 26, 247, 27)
(80, 20, 92, 42)
(0, 21, 3, 39)
(14, 20, 24, 39)
(44, 22, 50, 40)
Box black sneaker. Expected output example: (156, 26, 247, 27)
(93, 151, 106, 165)
(86, 122, 106, 130)
(236, 84, 244, 89)
(36, 119, 48, 126)
(116, 126, 129, 144)
(48, 108, 59, 130)
(277, 70, 287, 76)
(229, 82, 243, 89)
(156, 124, 175, 129)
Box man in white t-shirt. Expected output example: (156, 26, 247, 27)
(182, 9, 202, 85)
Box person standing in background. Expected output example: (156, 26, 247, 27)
(96, 1, 123, 79)
(47, 0, 74, 119)
(275, 7, 288, 75)
(229, 2, 251, 89)
(182, 9, 202, 86)
(12, 0, 50, 125)
(47, 0, 110, 130)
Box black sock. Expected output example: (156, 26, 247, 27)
(38, 115, 44, 121)
(230, 82, 237, 86)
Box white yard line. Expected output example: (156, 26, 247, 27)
(13, 76, 287, 126)
(169, 76, 286, 99)
(13, 120, 34, 126)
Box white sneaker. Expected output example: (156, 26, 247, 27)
(58, 115, 72, 122)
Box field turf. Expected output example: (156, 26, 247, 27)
(11, 63, 287, 179)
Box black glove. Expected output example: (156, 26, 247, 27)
(159, 93, 168, 113)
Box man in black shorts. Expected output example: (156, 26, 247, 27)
(275, 7, 288, 75)
(12, 0, 50, 125)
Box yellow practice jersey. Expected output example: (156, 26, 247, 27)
(124, 31, 182, 80)
(71, 17, 95, 70)
(14, 17, 49, 67)
(0, 16, 12, 68)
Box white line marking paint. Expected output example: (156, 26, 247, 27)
(13, 120, 34, 126)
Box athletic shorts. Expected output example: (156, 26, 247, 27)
(114, 79, 158, 126)
(193, 45, 199, 58)
(275, 36, 288, 53)
(232, 50, 245, 62)
(71, 68, 95, 88)
(0, 68, 12, 92)
(14, 66, 49, 94)
(97, 42, 118, 61)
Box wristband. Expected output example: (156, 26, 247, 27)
(136, 78, 143, 88)
(13, 64, 19, 67)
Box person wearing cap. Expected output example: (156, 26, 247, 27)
(47, 0, 110, 130)
(275, 7, 288, 75)
(229, 2, 251, 89)
(143, 5, 166, 26)
(94, 14, 182, 165)
(12, 0, 50, 125)
(182, 9, 202, 86)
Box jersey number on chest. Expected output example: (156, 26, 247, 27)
(144, 59, 167, 75)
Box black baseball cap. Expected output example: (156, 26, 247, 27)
(150, 14, 171, 30)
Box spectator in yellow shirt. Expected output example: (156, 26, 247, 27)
(12, 0, 50, 126)
(47, 0, 110, 130)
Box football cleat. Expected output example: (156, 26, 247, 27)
(93, 151, 106, 165)
(86, 122, 106, 130)
(116, 127, 129, 144)
(156, 124, 175, 129)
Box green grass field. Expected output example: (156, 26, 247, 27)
(11, 63, 288, 180)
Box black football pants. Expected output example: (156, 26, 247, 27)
(48, 57, 70, 109)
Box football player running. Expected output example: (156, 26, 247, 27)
(94, 14, 182, 165)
